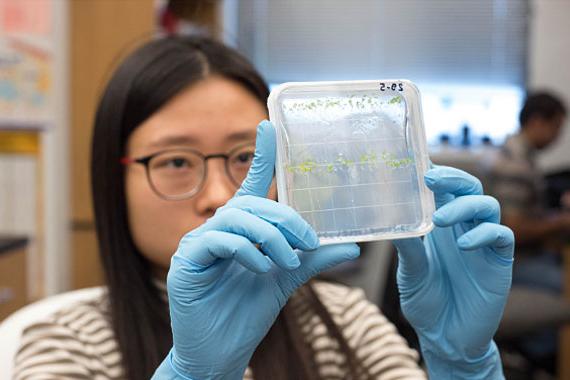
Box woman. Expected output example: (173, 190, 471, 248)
(13, 36, 513, 380)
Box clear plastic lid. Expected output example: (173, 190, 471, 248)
(268, 80, 435, 245)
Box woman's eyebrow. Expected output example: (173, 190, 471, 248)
(225, 131, 257, 142)
(147, 135, 199, 149)
(147, 130, 256, 150)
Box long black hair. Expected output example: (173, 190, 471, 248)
(91, 35, 362, 380)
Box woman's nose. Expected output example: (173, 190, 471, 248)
(193, 159, 236, 216)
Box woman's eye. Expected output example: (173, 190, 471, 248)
(155, 156, 193, 169)
(235, 152, 254, 164)
(167, 158, 191, 169)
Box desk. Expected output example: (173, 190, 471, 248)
(0, 236, 28, 321)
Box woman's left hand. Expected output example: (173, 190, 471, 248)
(393, 166, 514, 379)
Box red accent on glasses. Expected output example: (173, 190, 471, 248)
(120, 157, 135, 165)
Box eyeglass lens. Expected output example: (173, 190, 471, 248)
(147, 145, 255, 199)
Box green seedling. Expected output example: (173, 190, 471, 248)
(335, 154, 354, 167)
(388, 96, 402, 105)
(284, 94, 395, 115)
(286, 149, 412, 175)
(287, 159, 317, 173)
(381, 151, 396, 161)
(379, 150, 413, 168)
(298, 160, 316, 172)
(359, 152, 379, 166)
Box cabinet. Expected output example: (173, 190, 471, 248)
(0, 237, 28, 321)
(69, 0, 155, 288)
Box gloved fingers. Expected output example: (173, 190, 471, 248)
(225, 195, 319, 251)
(234, 120, 276, 198)
(432, 195, 500, 226)
(204, 208, 301, 270)
(457, 222, 515, 261)
(393, 238, 428, 285)
(277, 244, 360, 294)
(174, 230, 271, 273)
(424, 166, 483, 208)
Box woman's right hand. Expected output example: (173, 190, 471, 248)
(153, 121, 360, 380)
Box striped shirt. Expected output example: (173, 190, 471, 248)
(13, 281, 426, 379)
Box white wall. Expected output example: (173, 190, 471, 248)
(0, 155, 38, 297)
(42, 0, 70, 295)
(530, 0, 570, 173)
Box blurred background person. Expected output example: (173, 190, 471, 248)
(488, 91, 569, 374)
(490, 92, 569, 293)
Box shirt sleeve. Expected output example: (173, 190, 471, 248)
(13, 321, 94, 380)
(12, 299, 122, 380)
(315, 282, 427, 380)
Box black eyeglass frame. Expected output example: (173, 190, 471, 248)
(121, 142, 255, 201)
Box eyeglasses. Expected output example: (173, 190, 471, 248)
(121, 142, 255, 200)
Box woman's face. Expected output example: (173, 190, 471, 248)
(124, 76, 271, 276)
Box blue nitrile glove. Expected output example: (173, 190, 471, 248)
(152, 120, 360, 380)
(393, 166, 514, 379)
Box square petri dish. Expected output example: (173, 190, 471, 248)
(268, 80, 435, 245)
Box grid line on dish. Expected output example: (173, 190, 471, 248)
(291, 179, 412, 192)
(298, 201, 416, 214)
(288, 136, 405, 147)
